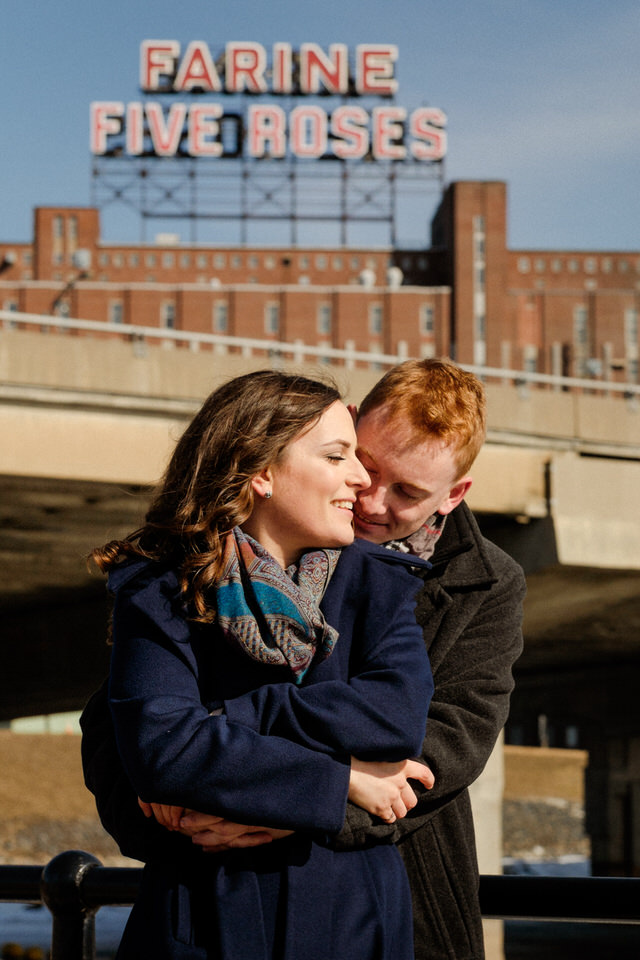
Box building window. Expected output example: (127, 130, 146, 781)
(618, 259, 629, 274)
(161, 302, 176, 329)
(584, 258, 597, 274)
(67, 216, 78, 253)
(53, 215, 64, 239)
(162, 252, 175, 269)
(601, 257, 612, 274)
(213, 301, 228, 333)
(317, 302, 332, 335)
(248, 255, 259, 269)
(146, 253, 156, 267)
(518, 257, 530, 274)
(3, 300, 18, 329)
(350, 256, 360, 270)
(332, 256, 343, 270)
(551, 258, 562, 273)
(196, 254, 208, 269)
(523, 345, 538, 373)
(535, 258, 546, 273)
(214, 253, 226, 269)
(573, 304, 588, 376)
(112, 253, 123, 268)
(180, 253, 191, 269)
(419, 304, 434, 336)
(109, 301, 124, 324)
(624, 309, 638, 347)
(129, 253, 139, 268)
(231, 254, 242, 269)
(299, 255, 310, 270)
(264, 255, 276, 270)
(264, 302, 280, 334)
(369, 303, 383, 335)
(316, 254, 328, 270)
(568, 259, 579, 273)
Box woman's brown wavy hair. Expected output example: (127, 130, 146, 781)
(90, 370, 341, 621)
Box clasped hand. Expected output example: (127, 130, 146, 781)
(139, 757, 434, 852)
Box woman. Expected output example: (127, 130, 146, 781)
(89, 370, 433, 960)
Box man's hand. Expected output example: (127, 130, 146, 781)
(348, 757, 434, 823)
(179, 812, 293, 853)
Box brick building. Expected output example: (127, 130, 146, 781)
(1, 180, 638, 382)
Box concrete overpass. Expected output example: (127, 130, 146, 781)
(3, 314, 640, 900)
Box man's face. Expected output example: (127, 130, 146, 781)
(353, 406, 472, 544)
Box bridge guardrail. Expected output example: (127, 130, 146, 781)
(2, 309, 640, 398)
(1, 851, 640, 959)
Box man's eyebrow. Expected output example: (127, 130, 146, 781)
(356, 444, 375, 461)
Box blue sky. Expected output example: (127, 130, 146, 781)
(1, 0, 638, 250)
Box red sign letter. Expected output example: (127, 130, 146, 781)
(248, 105, 287, 157)
(410, 108, 447, 161)
(90, 102, 124, 154)
(188, 104, 223, 156)
(355, 45, 398, 95)
(372, 106, 406, 159)
(330, 106, 369, 159)
(299, 43, 348, 94)
(140, 40, 180, 91)
(174, 41, 221, 92)
(225, 42, 268, 93)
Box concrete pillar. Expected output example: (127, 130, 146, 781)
(469, 733, 505, 960)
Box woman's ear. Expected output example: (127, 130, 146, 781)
(250, 467, 273, 499)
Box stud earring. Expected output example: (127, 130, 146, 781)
(264, 491, 272, 499)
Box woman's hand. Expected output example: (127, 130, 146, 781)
(348, 757, 434, 823)
(179, 811, 294, 852)
(138, 797, 185, 831)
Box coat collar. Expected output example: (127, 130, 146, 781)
(427, 502, 498, 590)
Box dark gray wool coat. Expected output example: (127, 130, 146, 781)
(333, 501, 526, 960)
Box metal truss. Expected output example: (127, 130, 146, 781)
(90, 155, 444, 246)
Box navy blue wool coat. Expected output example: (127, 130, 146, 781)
(103, 539, 433, 960)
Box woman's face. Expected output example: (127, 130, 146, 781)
(245, 400, 370, 568)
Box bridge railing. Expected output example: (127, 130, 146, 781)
(2, 309, 640, 398)
(1, 851, 640, 960)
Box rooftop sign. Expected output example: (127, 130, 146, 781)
(90, 40, 447, 162)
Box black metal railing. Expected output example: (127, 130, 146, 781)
(1, 851, 640, 959)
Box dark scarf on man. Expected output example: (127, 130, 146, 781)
(213, 527, 340, 684)
(385, 512, 446, 560)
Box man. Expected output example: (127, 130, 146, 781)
(83, 358, 525, 960)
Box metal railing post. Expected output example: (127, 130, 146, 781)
(39, 850, 101, 960)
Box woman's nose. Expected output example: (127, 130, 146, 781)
(348, 457, 371, 490)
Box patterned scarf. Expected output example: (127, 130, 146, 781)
(213, 527, 340, 684)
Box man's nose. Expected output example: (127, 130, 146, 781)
(357, 481, 387, 514)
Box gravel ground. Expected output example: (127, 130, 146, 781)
(0, 731, 589, 867)
(0, 731, 135, 867)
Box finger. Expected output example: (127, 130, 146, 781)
(406, 760, 435, 790)
(180, 813, 225, 831)
(150, 803, 170, 829)
(402, 784, 418, 811)
(391, 797, 408, 821)
(138, 798, 153, 818)
(227, 832, 274, 849)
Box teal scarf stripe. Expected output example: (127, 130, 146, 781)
(213, 527, 340, 683)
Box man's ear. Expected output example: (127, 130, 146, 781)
(437, 477, 472, 516)
(347, 403, 358, 426)
(250, 468, 274, 498)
